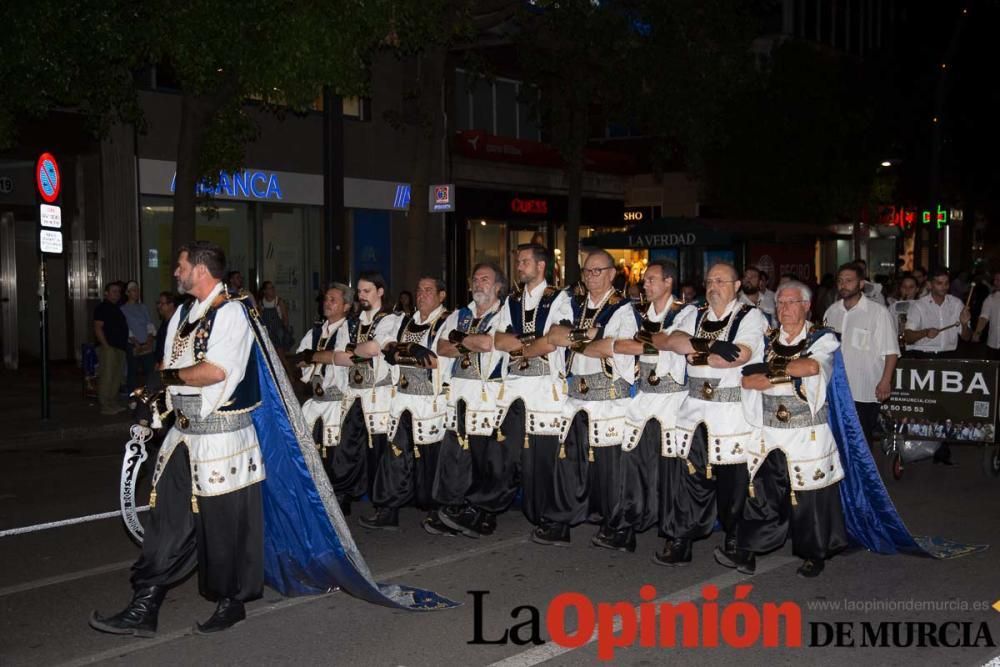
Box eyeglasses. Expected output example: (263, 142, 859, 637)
(704, 279, 736, 287)
(582, 266, 615, 277)
(776, 299, 808, 307)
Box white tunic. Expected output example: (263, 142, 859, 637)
(156, 282, 265, 496)
(905, 293, 966, 353)
(495, 282, 569, 436)
(978, 292, 1000, 350)
(675, 300, 768, 465)
(743, 324, 845, 492)
(623, 299, 696, 454)
(334, 309, 402, 435)
(823, 295, 899, 403)
(297, 318, 347, 449)
(388, 305, 449, 445)
(436, 300, 508, 437)
(550, 289, 639, 448)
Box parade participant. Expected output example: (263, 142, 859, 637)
(331, 273, 402, 516)
(531, 249, 639, 548)
(823, 263, 898, 452)
(91, 244, 457, 637)
(739, 266, 776, 326)
(973, 270, 1000, 360)
(493, 244, 569, 534)
(739, 281, 848, 577)
(367, 277, 450, 531)
(653, 262, 767, 570)
(434, 263, 510, 537)
(598, 260, 694, 552)
(291, 283, 351, 464)
(887, 273, 919, 344)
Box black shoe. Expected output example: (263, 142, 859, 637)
(89, 585, 167, 638)
(438, 506, 484, 539)
(358, 507, 399, 530)
(531, 522, 571, 547)
(737, 552, 756, 575)
(591, 528, 636, 553)
(421, 511, 459, 536)
(714, 545, 756, 574)
(796, 558, 825, 578)
(652, 538, 692, 566)
(478, 512, 497, 536)
(195, 598, 246, 634)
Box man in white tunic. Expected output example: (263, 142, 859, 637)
(531, 249, 640, 548)
(740, 281, 848, 577)
(493, 244, 569, 534)
(598, 260, 694, 552)
(654, 262, 767, 571)
(292, 283, 351, 461)
(91, 242, 264, 636)
(331, 273, 402, 517)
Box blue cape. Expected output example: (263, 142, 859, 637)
(245, 307, 457, 609)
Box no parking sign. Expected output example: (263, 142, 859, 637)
(36, 152, 61, 203)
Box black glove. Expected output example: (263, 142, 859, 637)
(160, 368, 185, 386)
(708, 340, 741, 362)
(289, 349, 315, 366)
(448, 330, 467, 345)
(408, 343, 437, 367)
(741, 362, 770, 377)
(382, 342, 399, 365)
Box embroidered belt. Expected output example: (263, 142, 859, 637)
(568, 372, 630, 401)
(508, 356, 548, 377)
(762, 394, 828, 429)
(348, 364, 391, 389)
(398, 367, 435, 396)
(310, 378, 343, 402)
(451, 363, 499, 382)
(171, 394, 253, 434)
(637, 361, 686, 394)
(687, 377, 741, 403)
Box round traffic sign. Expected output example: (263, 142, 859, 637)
(36, 152, 61, 203)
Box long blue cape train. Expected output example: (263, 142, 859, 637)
(243, 305, 457, 609)
(828, 349, 986, 559)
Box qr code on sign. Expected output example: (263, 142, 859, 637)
(974, 401, 990, 418)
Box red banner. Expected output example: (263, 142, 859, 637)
(452, 130, 635, 174)
(747, 243, 816, 290)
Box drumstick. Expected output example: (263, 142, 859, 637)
(965, 282, 976, 309)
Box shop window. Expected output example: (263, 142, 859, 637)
(495, 81, 518, 138)
(343, 96, 371, 121)
(471, 78, 494, 133)
(455, 69, 542, 141)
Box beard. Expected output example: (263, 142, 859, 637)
(741, 284, 759, 295)
(838, 287, 860, 300)
(472, 289, 492, 307)
(176, 277, 191, 295)
(359, 299, 373, 311)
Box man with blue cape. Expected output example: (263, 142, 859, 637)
(90, 242, 455, 639)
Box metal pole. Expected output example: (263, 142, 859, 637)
(39, 256, 50, 420)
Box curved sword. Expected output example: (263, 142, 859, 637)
(120, 423, 152, 544)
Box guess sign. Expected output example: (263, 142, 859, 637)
(510, 198, 549, 215)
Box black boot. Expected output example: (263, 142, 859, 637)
(89, 585, 167, 638)
(477, 512, 497, 536)
(531, 522, 571, 547)
(195, 598, 246, 634)
(439, 505, 485, 538)
(714, 537, 756, 575)
(652, 538, 692, 566)
(358, 507, 400, 530)
(592, 527, 636, 553)
(796, 558, 825, 578)
(422, 510, 459, 536)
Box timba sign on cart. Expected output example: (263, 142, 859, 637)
(886, 359, 998, 443)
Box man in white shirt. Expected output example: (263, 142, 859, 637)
(905, 268, 972, 357)
(493, 244, 569, 536)
(739, 266, 776, 326)
(292, 283, 351, 460)
(823, 262, 899, 451)
(973, 271, 1000, 359)
(331, 273, 403, 518)
(531, 249, 640, 548)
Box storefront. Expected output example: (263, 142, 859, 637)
(448, 187, 624, 296)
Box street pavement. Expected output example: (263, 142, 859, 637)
(1, 431, 999, 666)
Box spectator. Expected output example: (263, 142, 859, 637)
(226, 270, 256, 308)
(120, 281, 157, 392)
(94, 282, 129, 415)
(738, 266, 776, 325)
(973, 270, 1000, 359)
(153, 291, 177, 365)
(887, 273, 919, 340)
(394, 290, 415, 316)
(258, 280, 291, 351)
(912, 266, 929, 297)
(823, 262, 899, 449)
(680, 280, 704, 307)
(854, 259, 886, 306)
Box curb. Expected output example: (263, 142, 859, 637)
(0, 421, 130, 451)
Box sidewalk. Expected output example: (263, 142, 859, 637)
(0, 362, 132, 449)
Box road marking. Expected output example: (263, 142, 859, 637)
(0, 560, 137, 598)
(52, 535, 530, 667)
(485, 555, 799, 667)
(0, 506, 149, 538)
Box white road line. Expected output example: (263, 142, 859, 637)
(0, 560, 136, 598)
(52, 535, 530, 667)
(0, 506, 149, 538)
(486, 555, 799, 667)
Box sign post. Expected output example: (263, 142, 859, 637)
(35, 152, 62, 420)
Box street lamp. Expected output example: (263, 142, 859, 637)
(880, 160, 892, 167)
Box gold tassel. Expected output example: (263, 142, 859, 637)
(790, 490, 798, 507)
(191, 495, 199, 514)
(481, 387, 488, 402)
(562, 378, 568, 395)
(705, 463, 713, 480)
(414, 444, 421, 459)
(524, 433, 531, 449)
(558, 442, 567, 459)
(551, 384, 560, 402)
(810, 429, 816, 442)
(392, 443, 402, 457)
(368, 431, 373, 449)
(149, 489, 157, 508)
(748, 481, 756, 499)
(496, 430, 506, 442)
(371, 388, 376, 403)
(588, 447, 595, 463)
(391, 387, 396, 398)
(432, 398, 438, 412)
(321, 444, 328, 458)
(461, 435, 470, 450)
(498, 383, 505, 401)
(686, 459, 696, 475)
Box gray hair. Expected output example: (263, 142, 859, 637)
(327, 281, 354, 303)
(777, 280, 812, 303)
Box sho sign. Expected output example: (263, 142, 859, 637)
(886, 359, 998, 443)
